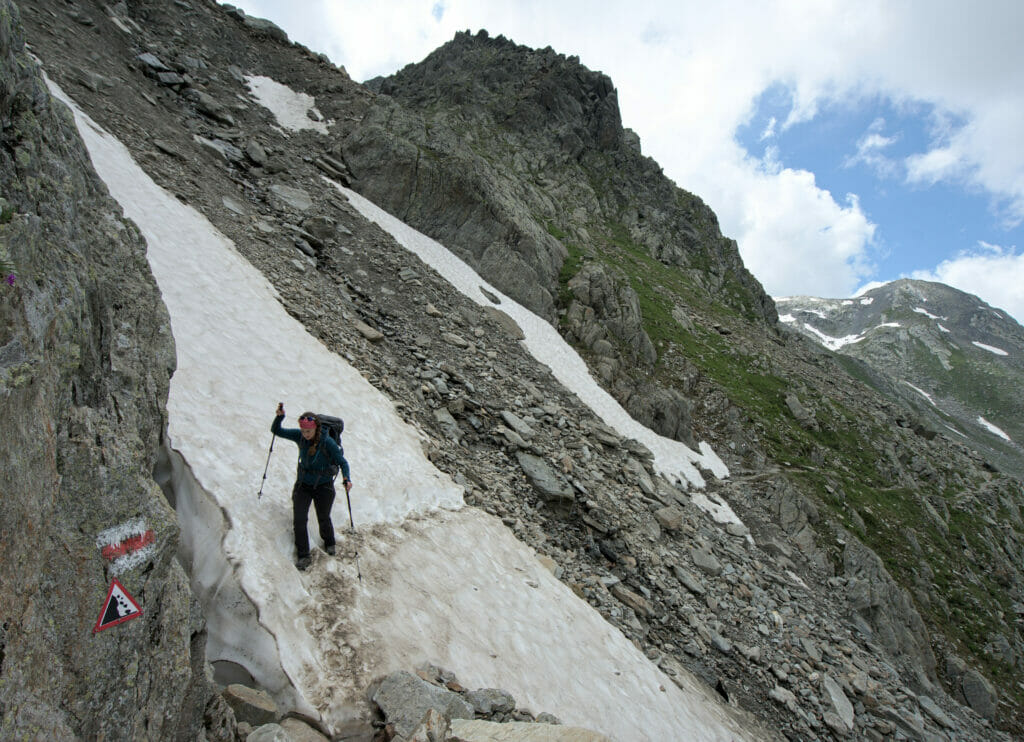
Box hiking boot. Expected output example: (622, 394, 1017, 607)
(296, 556, 311, 571)
(325, 544, 336, 556)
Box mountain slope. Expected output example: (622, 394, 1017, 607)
(9, 0, 1024, 739)
(778, 279, 1024, 479)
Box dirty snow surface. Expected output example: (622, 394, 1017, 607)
(53, 83, 760, 741)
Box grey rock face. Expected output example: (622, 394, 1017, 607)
(515, 452, 575, 510)
(961, 668, 998, 720)
(372, 671, 474, 738)
(0, 3, 214, 739)
(843, 538, 936, 681)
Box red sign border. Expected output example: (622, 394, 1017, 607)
(93, 577, 143, 633)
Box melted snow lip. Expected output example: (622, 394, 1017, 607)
(154, 442, 308, 713)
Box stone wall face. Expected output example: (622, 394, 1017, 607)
(0, 2, 207, 738)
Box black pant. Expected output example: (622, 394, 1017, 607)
(292, 480, 336, 559)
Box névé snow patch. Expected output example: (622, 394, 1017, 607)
(94, 578, 142, 633)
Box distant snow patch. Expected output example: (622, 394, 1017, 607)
(877, 322, 902, 330)
(938, 324, 950, 333)
(841, 300, 853, 306)
(778, 314, 796, 324)
(802, 323, 864, 351)
(978, 416, 1012, 441)
(902, 381, 936, 407)
(245, 75, 331, 134)
(944, 424, 968, 438)
(860, 297, 874, 305)
(972, 341, 1008, 356)
(804, 308, 828, 319)
(913, 307, 945, 320)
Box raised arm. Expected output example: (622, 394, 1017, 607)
(271, 405, 302, 443)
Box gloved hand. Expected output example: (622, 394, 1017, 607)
(343, 479, 353, 494)
(276, 402, 284, 417)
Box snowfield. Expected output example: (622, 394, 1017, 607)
(978, 416, 1013, 442)
(51, 79, 763, 741)
(972, 341, 1009, 356)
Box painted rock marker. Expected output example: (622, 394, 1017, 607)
(96, 518, 157, 574)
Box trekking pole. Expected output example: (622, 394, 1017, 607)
(257, 433, 275, 500)
(344, 484, 362, 582)
(259, 403, 284, 500)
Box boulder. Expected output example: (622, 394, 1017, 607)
(246, 724, 289, 742)
(654, 505, 684, 531)
(821, 675, 854, 732)
(515, 452, 574, 510)
(270, 184, 314, 211)
(372, 671, 473, 738)
(223, 684, 279, 727)
(691, 547, 723, 577)
(961, 668, 997, 720)
(465, 688, 516, 716)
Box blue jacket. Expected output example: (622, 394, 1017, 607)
(272, 414, 351, 486)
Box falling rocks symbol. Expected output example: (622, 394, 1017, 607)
(94, 578, 143, 633)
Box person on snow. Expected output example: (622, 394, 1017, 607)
(272, 403, 352, 571)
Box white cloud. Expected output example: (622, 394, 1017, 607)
(854, 281, 886, 297)
(225, 0, 1024, 307)
(912, 242, 1024, 325)
(845, 119, 899, 178)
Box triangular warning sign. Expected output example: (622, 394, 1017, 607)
(94, 578, 143, 633)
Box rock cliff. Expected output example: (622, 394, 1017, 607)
(0, 2, 226, 738)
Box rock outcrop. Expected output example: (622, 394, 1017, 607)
(0, 2, 226, 738)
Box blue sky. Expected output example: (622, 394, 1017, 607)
(225, 1, 1024, 324)
(736, 89, 1022, 283)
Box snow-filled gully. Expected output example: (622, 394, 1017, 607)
(50, 78, 762, 740)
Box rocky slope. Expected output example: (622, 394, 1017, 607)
(7, 0, 1024, 739)
(356, 29, 776, 444)
(777, 279, 1024, 480)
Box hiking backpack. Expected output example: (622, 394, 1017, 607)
(296, 413, 345, 481)
(315, 414, 344, 479)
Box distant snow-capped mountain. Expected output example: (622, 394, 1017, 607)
(777, 279, 1024, 477)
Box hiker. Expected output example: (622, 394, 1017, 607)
(272, 403, 352, 571)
